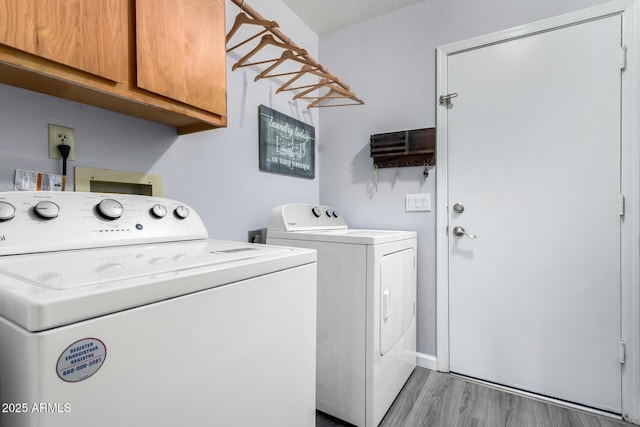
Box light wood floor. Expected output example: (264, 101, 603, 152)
(316, 367, 634, 427)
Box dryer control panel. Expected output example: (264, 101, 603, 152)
(268, 204, 348, 232)
(0, 191, 208, 256)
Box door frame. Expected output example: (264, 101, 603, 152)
(435, 0, 640, 421)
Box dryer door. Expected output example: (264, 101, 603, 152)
(380, 248, 415, 355)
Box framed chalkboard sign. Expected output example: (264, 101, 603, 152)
(259, 105, 315, 179)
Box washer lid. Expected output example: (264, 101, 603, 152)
(0, 239, 316, 332)
(268, 228, 416, 245)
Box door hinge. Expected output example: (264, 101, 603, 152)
(620, 46, 627, 71)
(619, 193, 625, 216)
(620, 341, 626, 364)
(446, 225, 449, 235)
(439, 93, 458, 105)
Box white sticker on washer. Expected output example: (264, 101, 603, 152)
(56, 338, 107, 383)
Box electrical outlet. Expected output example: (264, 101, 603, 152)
(248, 228, 266, 244)
(48, 124, 75, 161)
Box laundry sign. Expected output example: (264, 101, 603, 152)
(258, 105, 315, 179)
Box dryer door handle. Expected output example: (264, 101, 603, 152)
(383, 290, 391, 322)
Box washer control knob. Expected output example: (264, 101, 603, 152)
(174, 205, 189, 219)
(150, 204, 167, 218)
(325, 209, 339, 218)
(0, 201, 16, 221)
(311, 206, 322, 218)
(97, 199, 124, 220)
(34, 200, 60, 220)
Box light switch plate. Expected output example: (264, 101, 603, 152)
(405, 193, 431, 212)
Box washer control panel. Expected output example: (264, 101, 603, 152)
(268, 204, 348, 232)
(0, 191, 207, 256)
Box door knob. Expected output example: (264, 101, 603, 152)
(453, 203, 465, 214)
(453, 226, 477, 238)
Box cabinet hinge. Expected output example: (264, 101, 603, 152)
(619, 193, 625, 217)
(620, 341, 626, 364)
(446, 225, 449, 235)
(620, 46, 628, 71)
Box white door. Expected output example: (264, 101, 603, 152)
(447, 15, 622, 412)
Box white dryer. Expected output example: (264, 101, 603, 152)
(267, 204, 417, 427)
(0, 192, 317, 427)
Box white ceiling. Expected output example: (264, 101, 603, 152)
(281, 0, 425, 34)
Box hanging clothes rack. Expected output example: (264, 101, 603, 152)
(226, 0, 364, 108)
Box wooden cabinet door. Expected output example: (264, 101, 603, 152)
(0, 0, 128, 82)
(135, 0, 226, 116)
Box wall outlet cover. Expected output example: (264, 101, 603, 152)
(48, 124, 75, 161)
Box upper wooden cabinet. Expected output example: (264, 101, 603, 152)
(0, 0, 127, 83)
(136, 0, 226, 115)
(0, 0, 227, 134)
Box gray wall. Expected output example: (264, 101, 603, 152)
(0, 0, 611, 364)
(317, 0, 609, 361)
(0, 0, 319, 242)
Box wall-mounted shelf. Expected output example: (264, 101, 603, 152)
(370, 128, 435, 168)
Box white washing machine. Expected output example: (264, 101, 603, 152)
(267, 204, 417, 427)
(0, 191, 317, 427)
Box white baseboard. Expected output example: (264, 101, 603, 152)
(416, 352, 437, 371)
